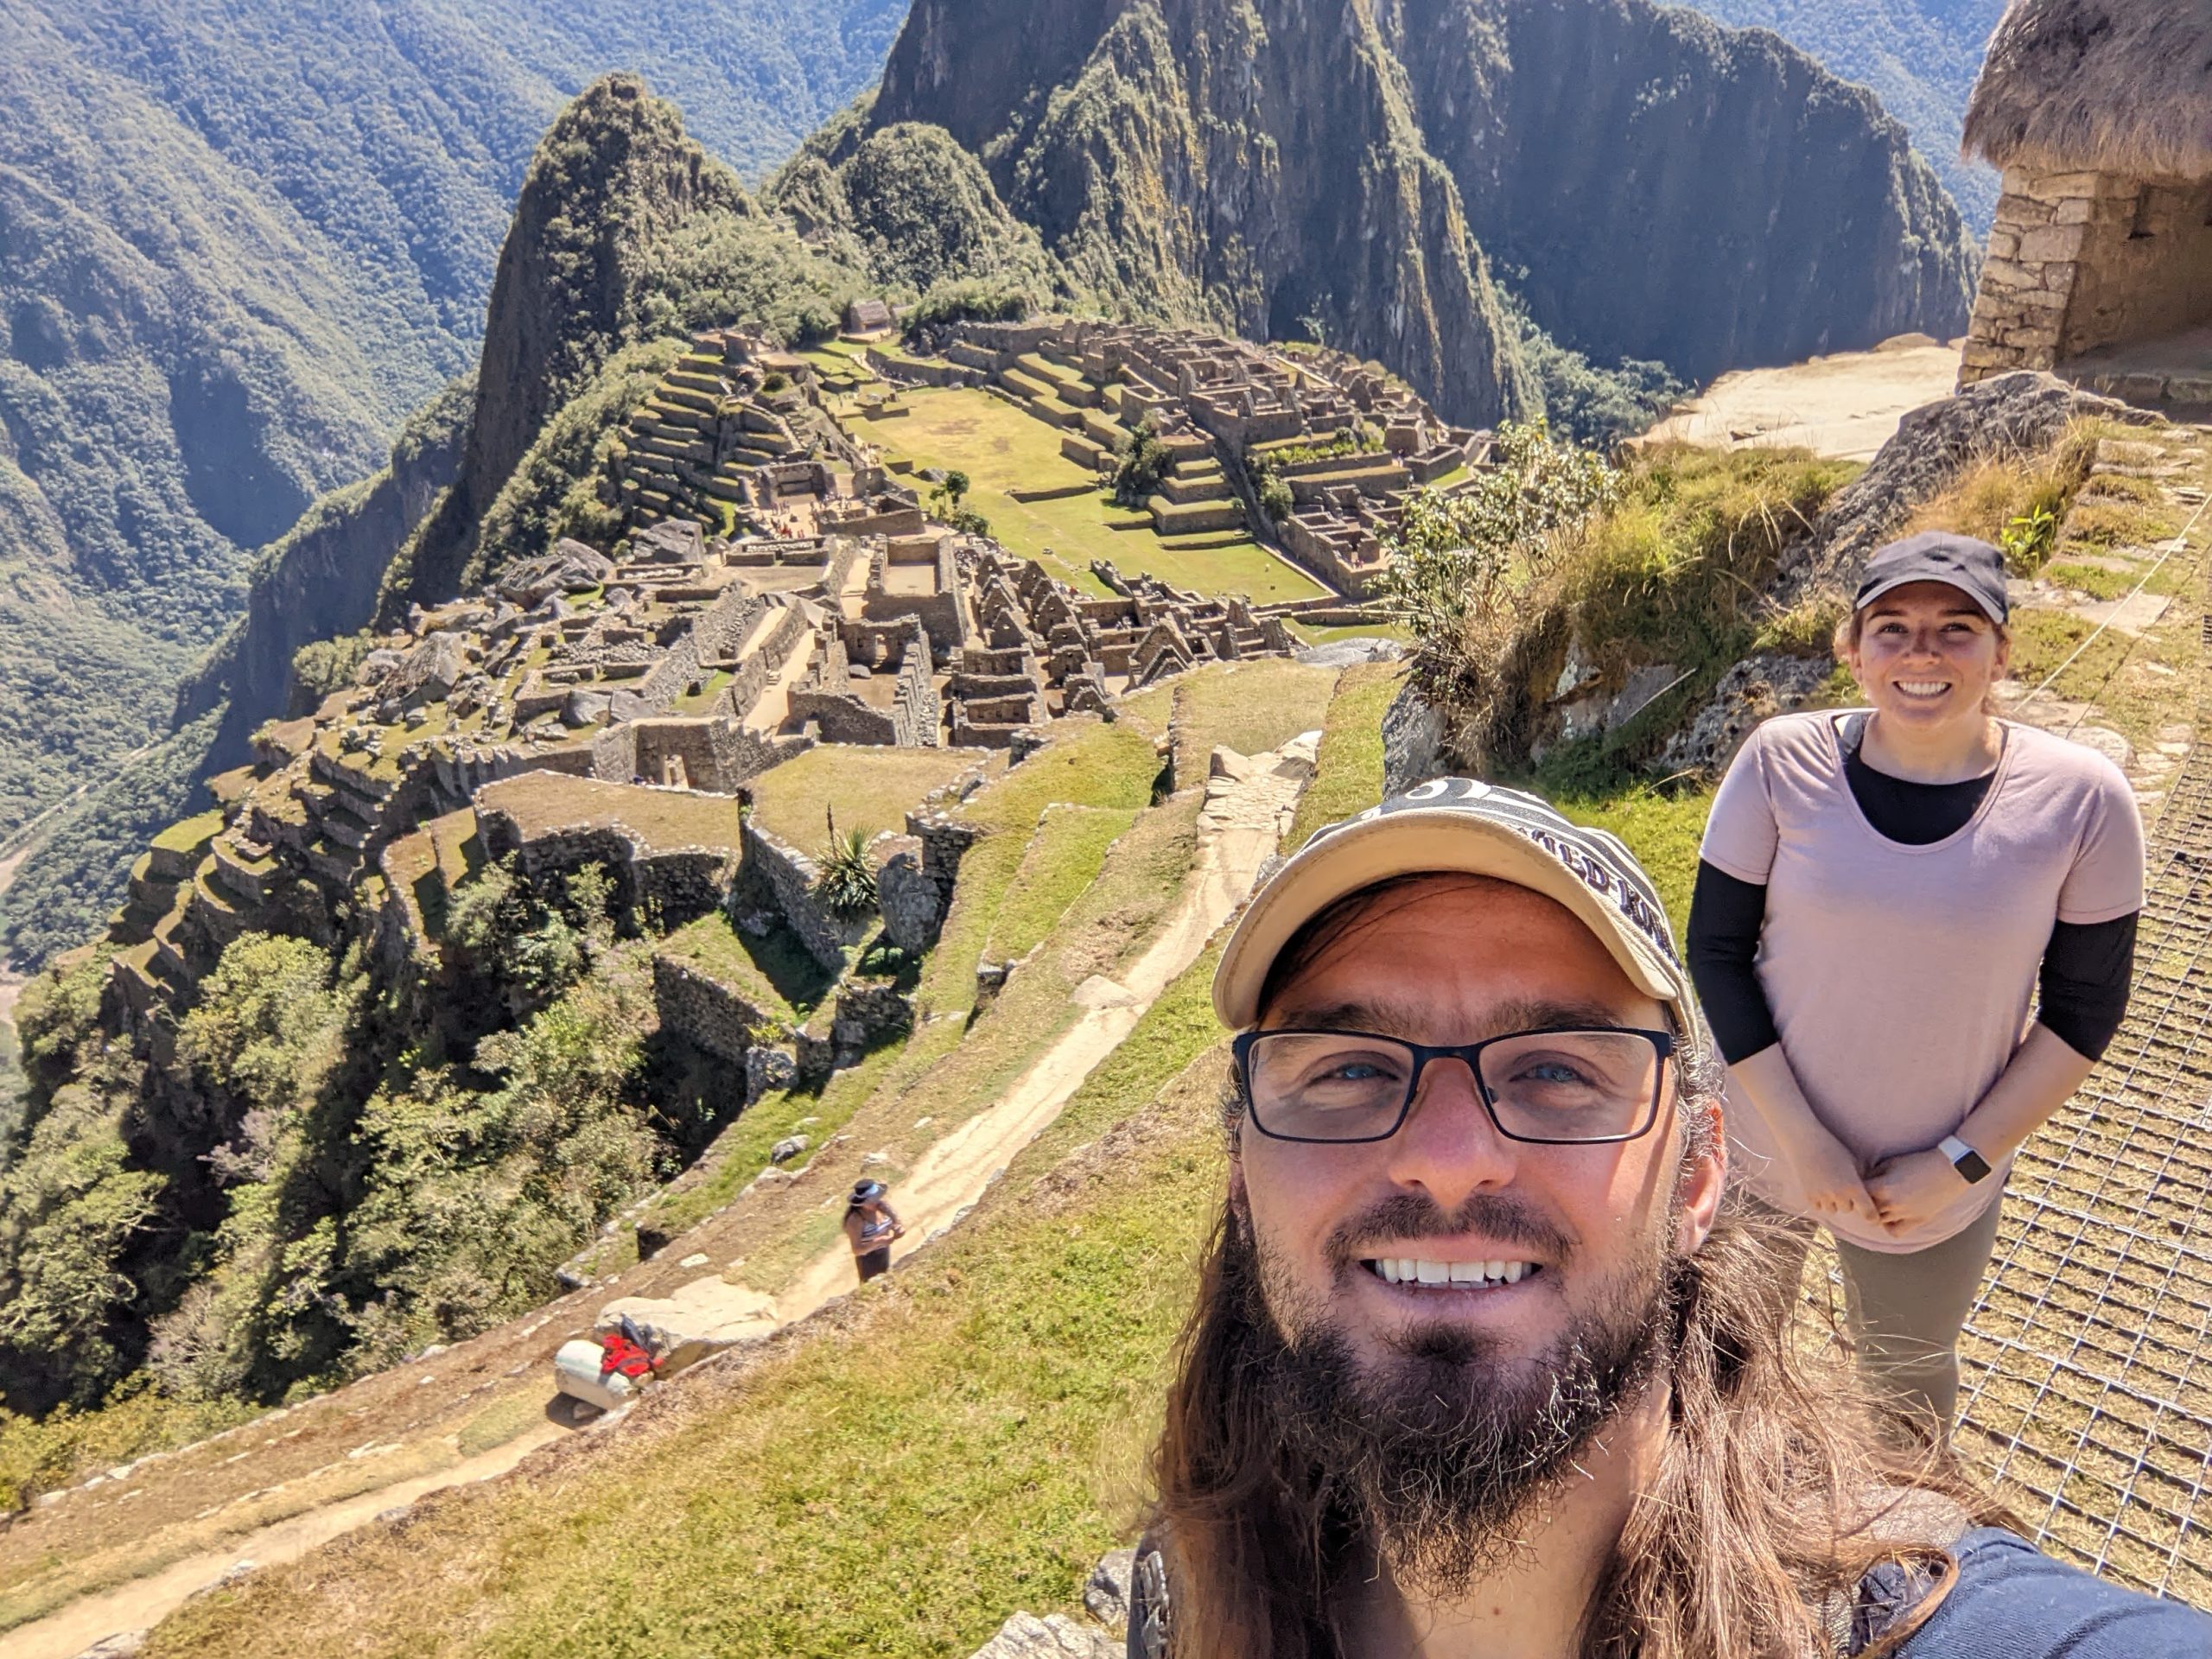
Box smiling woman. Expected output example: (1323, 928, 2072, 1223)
(1686, 530, 2147, 1440)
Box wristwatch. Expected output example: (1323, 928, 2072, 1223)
(1940, 1135, 1993, 1185)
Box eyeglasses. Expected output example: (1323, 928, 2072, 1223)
(1234, 1027, 1675, 1145)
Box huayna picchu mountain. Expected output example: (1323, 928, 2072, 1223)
(842, 0, 1979, 423)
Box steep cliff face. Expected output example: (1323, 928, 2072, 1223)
(873, 0, 1535, 425)
(175, 379, 473, 764)
(866, 0, 1977, 420)
(1383, 0, 1978, 383)
(391, 78, 756, 616)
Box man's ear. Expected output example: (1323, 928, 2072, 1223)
(1676, 1099, 1726, 1255)
(1228, 1150, 1250, 1223)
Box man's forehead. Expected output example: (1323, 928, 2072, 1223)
(1262, 992, 1637, 1040)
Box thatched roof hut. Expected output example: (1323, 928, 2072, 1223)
(1964, 0, 2212, 180)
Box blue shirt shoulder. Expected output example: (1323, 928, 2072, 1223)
(1897, 1529, 2212, 1657)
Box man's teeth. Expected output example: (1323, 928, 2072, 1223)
(1370, 1258, 1531, 1287)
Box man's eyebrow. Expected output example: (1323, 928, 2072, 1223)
(1261, 995, 1636, 1037)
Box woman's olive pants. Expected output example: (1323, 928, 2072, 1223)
(1737, 1191, 2005, 1440)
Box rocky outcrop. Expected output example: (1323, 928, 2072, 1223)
(1778, 370, 2162, 602)
(863, 0, 1977, 424)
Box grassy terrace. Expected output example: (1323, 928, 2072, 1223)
(744, 745, 991, 849)
(850, 385, 1328, 605)
(150, 810, 225, 856)
(658, 912, 833, 1027)
(472, 774, 745, 855)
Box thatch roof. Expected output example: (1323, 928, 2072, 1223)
(1964, 0, 2212, 179)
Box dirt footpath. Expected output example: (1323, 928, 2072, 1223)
(775, 735, 1313, 1324)
(1643, 339, 1965, 461)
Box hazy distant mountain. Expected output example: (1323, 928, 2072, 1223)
(1677, 0, 2007, 229)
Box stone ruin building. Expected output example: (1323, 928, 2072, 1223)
(96, 341, 1310, 1071)
(1960, 1, 2212, 409)
(874, 316, 1495, 599)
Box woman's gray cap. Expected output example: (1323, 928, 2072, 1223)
(1213, 778, 1696, 1031)
(1853, 531, 2010, 625)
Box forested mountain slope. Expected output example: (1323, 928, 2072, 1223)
(856, 0, 1978, 426)
(1678, 0, 2006, 230)
(0, 1, 900, 966)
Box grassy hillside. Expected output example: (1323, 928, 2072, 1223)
(116, 660, 1715, 1659)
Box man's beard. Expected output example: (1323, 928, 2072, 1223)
(1242, 1190, 1681, 1595)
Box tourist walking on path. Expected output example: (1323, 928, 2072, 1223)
(844, 1179, 904, 1283)
(1686, 531, 2145, 1440)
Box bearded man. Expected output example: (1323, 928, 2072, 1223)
(1128, 780, 2210, 1658)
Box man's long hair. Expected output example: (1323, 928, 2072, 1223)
(1144, 1081, 2015, 1659)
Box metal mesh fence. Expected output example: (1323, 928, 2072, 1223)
(1950, 571, 2212, 1602)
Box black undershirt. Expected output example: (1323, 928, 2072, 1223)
(1686, 718, 2138, 1066)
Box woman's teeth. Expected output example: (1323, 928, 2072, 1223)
(1367, 1258, 1534, 1287)
(1896, 681, 1952, 698)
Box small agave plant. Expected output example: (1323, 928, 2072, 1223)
(812, 807, 878, 919)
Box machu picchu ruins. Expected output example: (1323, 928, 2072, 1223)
(91, 314, 1458, 1109)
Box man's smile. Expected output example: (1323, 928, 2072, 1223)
(1362, 1256, 1541, 1287)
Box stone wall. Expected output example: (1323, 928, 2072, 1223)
(1963, 168, 2212, 394)
(652, 951, 774, 1063)
(477, 812, 733, 931)
(739, 818, 872, 972)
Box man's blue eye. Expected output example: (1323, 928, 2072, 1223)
(1517, 1060, 1592, 1085)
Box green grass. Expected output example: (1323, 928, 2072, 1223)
(978, 804, 1139, 966)
(1284, 661, 1404, 851)
(2005, 609, 2139, 708)
(1554, 785, 1716, 938)
(917, 721, 1162, 1018)
(142, 950, 1238, 1659)
(746, 746, 982, 848)
(2042, 560, 2141, 602)
(858, 386, 1328, 604)
(1167, 658, 1341, 771)
(1287, 620, 1414, 647)
(150, 810, 225, 855)
(659, 912, 835, 1025)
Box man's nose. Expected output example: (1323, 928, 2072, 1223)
(1382, 1057, 1521, 1209)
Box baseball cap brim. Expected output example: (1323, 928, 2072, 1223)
(1853, 571, 2005, 626)
(1213, 809, 1685, 1029)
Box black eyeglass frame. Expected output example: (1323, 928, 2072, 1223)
(1232, 1026, 1679, 1146)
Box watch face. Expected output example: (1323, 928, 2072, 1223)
(1955, 1148, 1993, 1184)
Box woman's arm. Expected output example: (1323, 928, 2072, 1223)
(1866, 1027, 2094, 1231)
(1866, 911, 2135, 1232)
(1686, 862, 1882, 1225)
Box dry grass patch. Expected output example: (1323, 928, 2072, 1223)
(744, 745, 988, 847)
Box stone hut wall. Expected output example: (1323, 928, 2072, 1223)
(476, 812, 731, 931)
(893, 645, 941, 747)
(1964, 168, 2212, 393)
(651, 953, 773, 1063)
(739, 818, 870, 972)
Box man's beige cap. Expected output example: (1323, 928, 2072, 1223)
(1213, 778, 1697, 1030)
